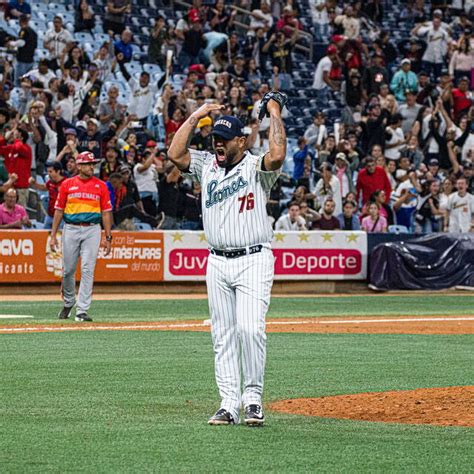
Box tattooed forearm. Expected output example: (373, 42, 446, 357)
(270, 115, 285, 146)
(189, 116, 198, 126)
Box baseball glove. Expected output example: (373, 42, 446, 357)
(258, 91, 288, 120)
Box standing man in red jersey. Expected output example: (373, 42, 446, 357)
(50, 152, 113, 322)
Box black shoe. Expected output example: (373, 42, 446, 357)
(75, 313, 93, 322)
(58, 306, 73, 320)
(208, 408, 235, 425)
(244, 404, 265, 426)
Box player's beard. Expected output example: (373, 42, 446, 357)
(214, 144, 239, 168)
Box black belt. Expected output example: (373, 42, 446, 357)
(210, 244, 263, 259)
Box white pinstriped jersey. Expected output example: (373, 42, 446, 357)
(184, 149, 280, 249)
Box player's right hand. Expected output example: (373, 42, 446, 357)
(191, 103, 224, 121)
(50, 234, 58, 252)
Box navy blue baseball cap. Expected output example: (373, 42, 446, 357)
(212, 115, 245, 140)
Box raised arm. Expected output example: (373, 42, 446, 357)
(264, 98, 287, 171)
(167, 103, 224, 171)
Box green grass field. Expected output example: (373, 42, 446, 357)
(1, 295, 473, 472)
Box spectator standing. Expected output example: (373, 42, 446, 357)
(334, 5, 360, 39)
(445, 176, 474, 232)
(75, 0, 95, 33)
(114, 29, 133, 64)
(275, 201, 307, 230)
(415, 179, 443, 233)
(399, 90, 422, 135)
(43, 16, 74, 71)
(314, 163, 342, 215)
(0, 127, 32, 207)
(148, 15, 167, 69)
(28, 161, 65, 229)
(180, 11, 207, 68)
(10, 15, 37, 86)
(363, 52, 389, 96)
(384, 113, 406, 161)
(412, 14, 450, 80)
(356, 156, 392, 206)
(133, 150, 158, 217)
(303, 111, 328, 151)
(98, 86, 123, 133)
(0, 188, 31, 228)
(24, 59, 56, 89)
(390, 59, 419, 102)
(312, 45, 339, 107)
(292, 137, 315, 184)
(180, 181, 202, 230)
(104, 0, 130, 35)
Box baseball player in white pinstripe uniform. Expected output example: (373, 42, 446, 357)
(168, 92, 287, 426)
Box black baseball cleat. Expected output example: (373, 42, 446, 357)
(208, 408, 236, 425)
(244, 404, 265, 426)
(75, 313, 93, 322)
(58, 306, 73, 320)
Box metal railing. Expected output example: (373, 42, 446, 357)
(171, 0, 313, 60)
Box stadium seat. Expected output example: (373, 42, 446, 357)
(388, 225, 410, 234)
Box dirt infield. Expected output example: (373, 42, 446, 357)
(0, 315, 473, 334)
(270, 386, 474, 427)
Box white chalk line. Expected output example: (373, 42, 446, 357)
(0, 315, 34, 319)
(1, 317, 473, 333)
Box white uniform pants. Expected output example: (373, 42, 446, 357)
(206, 247, 274, 421)
(62, 224, 101, 314)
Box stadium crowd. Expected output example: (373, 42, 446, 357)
(0, 0, 473, 233)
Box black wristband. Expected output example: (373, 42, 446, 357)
(105, 235, 113, 242)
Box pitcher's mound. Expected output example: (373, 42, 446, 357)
(270, 386, 474, 427)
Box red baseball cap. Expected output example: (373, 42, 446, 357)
(327, 44, 337, 55)
(146, 140, 157, 148)
(188, 8, 200, 24)
(76, 151, 100, 164)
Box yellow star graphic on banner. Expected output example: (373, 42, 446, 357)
(171, 232, 184, 242)
(346, 233, 359, 243)
(299, 233, 310, 242)
(198, 233, 207, 242)
(274, 233, 285, 242)
(321, 233, 333, 242)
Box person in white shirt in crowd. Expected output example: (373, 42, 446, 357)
(312, 45, 339, 107)
(249, 0, 273, 35)
(445, 176, 474, 233)
(275, 201, 307, 231)
(398, 90, 422, 136)
(310, 0, 333, 41)
(24, 59, 57, 89)
(314, 162, 342, 215)
(334, 4, 360, 39)
(384, 113, 406, 161)
(412, 11, 450, 80)
(133, 149, 158, 216)
(124, 69, 158, 125)
(94, 37, 116, 83)
(303, 111, 328, 151)
(43, 15, 74, 71)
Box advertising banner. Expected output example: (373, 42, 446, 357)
(0, 230, 164, 282)
(163, 231, 367, 281)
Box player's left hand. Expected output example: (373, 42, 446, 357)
(102, 239, 112, 257)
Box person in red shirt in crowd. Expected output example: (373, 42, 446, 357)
(450, 76, 472, 122)
(356, 156, 392, 206)
(29, 161, 66, 229)
(276, 5, 302, 38)
(0, 188, 31, 228)
(0, 127, 32, 207)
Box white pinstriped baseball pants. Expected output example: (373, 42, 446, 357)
(206, 247, 274, 422)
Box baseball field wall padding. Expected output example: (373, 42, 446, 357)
(0, 230, 367, 282)
(369, 234, 474, 290)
